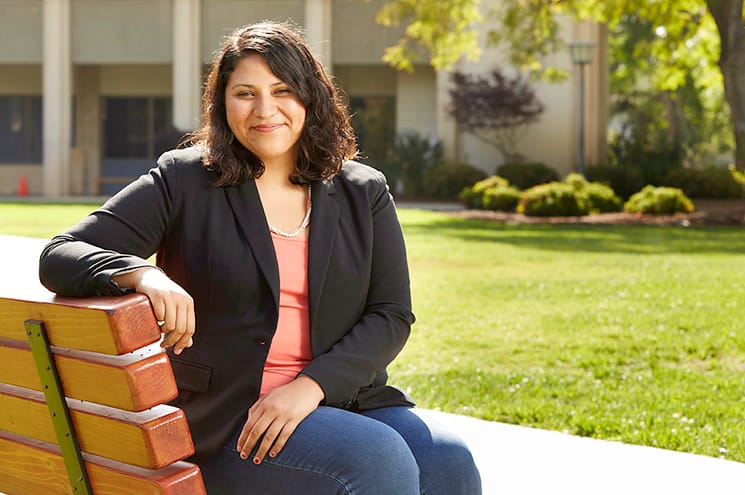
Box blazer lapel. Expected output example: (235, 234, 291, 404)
(223, 180, 280, 308)
(308, 179, 339, 332)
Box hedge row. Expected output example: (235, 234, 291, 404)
(460, 173, 695, 217)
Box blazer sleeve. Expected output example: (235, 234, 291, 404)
(300, 170, 416, 407)
(38, 152, 178, 297)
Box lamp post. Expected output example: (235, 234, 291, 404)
(569, 41, 594, 177)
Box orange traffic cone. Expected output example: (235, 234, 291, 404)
(17, 175, 28, 197)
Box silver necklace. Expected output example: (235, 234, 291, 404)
(268, 185, 312, 238)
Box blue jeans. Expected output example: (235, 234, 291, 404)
(195, 406, 482, 494)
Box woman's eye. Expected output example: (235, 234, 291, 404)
(275, 88, 292, 95)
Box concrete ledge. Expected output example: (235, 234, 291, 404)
(422, 409, 745, 494)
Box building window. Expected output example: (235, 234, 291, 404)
(101, 97, 173, 195)
(103, 97, 173, 159)
(350, 96, 395, 164)
(0, 96, 42, 164)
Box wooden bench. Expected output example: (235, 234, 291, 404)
(0, 235, 206, 495)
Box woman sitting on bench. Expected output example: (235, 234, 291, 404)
(39, 21, 481, 495)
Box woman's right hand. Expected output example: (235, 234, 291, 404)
(113, 268, 195, 355)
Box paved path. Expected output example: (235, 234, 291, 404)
(425, 409, 745, 494)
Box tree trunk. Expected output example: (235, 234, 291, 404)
(706, 0, 745, 168)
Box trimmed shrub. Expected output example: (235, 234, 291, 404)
(497, 162, 559, 189)
(424, 163, 487, 199)
(459, 175, 511, 208)
(663, 166, 745, 199)
(586, 164, 645, 200)
(584, 182, 623, 213)
(482, 185, 521, 212)
(624, 186, 695, 215)
(518, 182, 589, 217)
(564, 173, 622, 213)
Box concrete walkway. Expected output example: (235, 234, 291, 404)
(2, 234, 745, 493)
(422, 409, 745, 494)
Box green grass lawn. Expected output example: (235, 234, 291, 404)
(2, 203, 745, 463)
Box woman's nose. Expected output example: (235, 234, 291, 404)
(253, 95, 277, 118)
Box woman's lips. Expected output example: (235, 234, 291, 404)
(252, 124, 283, 132)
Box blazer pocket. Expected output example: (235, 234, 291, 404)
(169, 357, 213, 393)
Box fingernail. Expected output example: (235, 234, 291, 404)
(253, 457, 261, 465)
(269, 451, 276, 458)
(239, 452, 247, 459)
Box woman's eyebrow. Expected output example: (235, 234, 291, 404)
(230, 82, 285, 90)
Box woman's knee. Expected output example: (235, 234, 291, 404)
(333, 417, 421, 494)
(434, 437, 482, 494)
(363, 407, 482, 494)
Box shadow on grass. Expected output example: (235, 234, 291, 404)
(402, 214, 745, 255)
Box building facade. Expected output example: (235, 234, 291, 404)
(0, 0, 607, 197)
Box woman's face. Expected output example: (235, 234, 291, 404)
(224, 53, 306, 167)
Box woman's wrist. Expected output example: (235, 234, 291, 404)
(295, 374, 325, 404)
(112, 266, 160, 290)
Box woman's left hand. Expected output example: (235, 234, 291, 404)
(237, 374, 325, 464)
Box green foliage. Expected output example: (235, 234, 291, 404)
(374, 0, 482, 71)
(565, 173, 623, 213)
(517, 174, 622, 216)
(368, 130, 443, 197)
(609, 130, 682, 186)
(391, 131, 444, 196)
(584, 182, 623, 213)
(423, 162, 487, 199)
(497, 162, 559, 190)
(586, 164, 646, 200)
(663, 166, 745, 199)
(624, 185, 695, 214)
(518, 182, 589, 217)
(487, 0, 567, 82)
(377, 0, 743, 166)
(482, 185, 522, 212)
(458, 175, 511, 209)
(730, 164, 745, 187)
(352, 97, 397, 184)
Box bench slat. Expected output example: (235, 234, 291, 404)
(0, 430, 206, 495)
(0, 385, 194, 469)
(0, 338, 177, 411)
(0, 294, 161, 354)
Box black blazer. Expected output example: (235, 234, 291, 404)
(39, 147, 416, 457)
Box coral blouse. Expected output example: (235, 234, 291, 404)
(260, 232, 312, 396)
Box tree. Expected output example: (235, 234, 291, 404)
(373, 0, 482, 71)
(607, 12, 733, 176)
(707, 0, 745, 167)
(448, 69, 544, 163)
(377, 0, 745, 167)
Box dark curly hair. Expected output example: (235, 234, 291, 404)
(189, 22, 358, 186)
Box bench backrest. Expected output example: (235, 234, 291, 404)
(0, 235, 206, 495)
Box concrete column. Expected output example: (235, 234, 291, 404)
(304, 0, 332, 72)
(436, 68, 460, 163)
(42, 0, 72, 197)
(74, 66, 101, 195)
(588, 23, 609, 165)
(572, 20, 609, 167)
(172, 0, 201, 131)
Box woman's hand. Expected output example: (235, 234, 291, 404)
(237, 375, 325, 464)
(113, 267, 195, 355)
